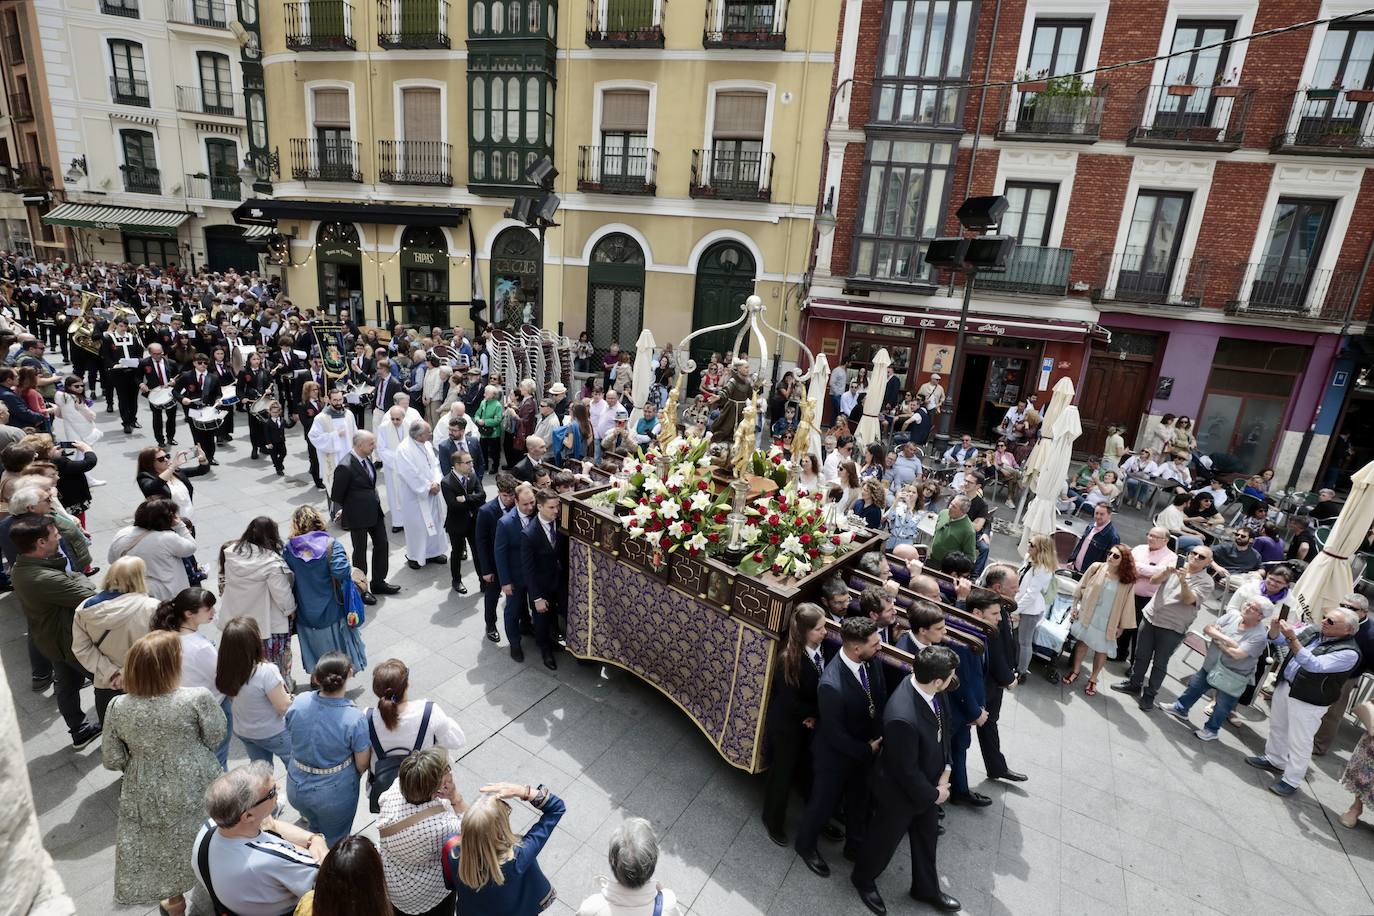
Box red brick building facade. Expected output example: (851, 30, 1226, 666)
(802, 0, 1374, 488)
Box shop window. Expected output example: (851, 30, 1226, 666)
(874, 0, 975, 127)
(1195, 337, 1310, 468)
(851, 139, 955, 284)
(125, 235, 179, 266)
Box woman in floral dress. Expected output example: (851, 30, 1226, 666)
(1340, 729, 1374, 828)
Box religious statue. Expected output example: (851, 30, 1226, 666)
(658, 372, 684, 452)
(731, 392, 758, 480)
(710, 357, 760, 444)
(791, 393, 818, 463)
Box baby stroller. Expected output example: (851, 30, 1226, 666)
(1031, 571, 1082, 682)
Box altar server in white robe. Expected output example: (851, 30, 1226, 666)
(307, 388, 358, 513)
(394, 419, 449, 567)
(375, 405, 413, 525)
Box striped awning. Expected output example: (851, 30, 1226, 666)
(241, 224, 273, 237)
(41, 203, 191, 237)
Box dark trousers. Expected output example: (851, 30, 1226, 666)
(853, 802, 940, 899)
(1117, 594, 1151, 666)
(218, 404, 235, 440)
(28, 633, 52, 679)
(247, 414, 266, 451)
(761, 722, 810, 833)
(796, 755, 871, 857)
(531, 595, 561, 653)
(50, 657, 93, 737)
(348, 403, 367, 430)
(950, 720, 973, 795)
(150, 404, 178, 444)
(503, 436, 523, 470)
(502, 586, 528, 648)
(94, 686, 122, 726)
(1240, 647, 1274, 706)
(392, 889, 454, 916)
(481, 577, 500, 630)
(306, 441, 321, 485)
(978, 685, 1008, 777)
(348, 517, 391, 586)
(1127, 619, 1186, 704)
(113, 369, 139, 426)
(480, 437, 501, 476)
(185, 412, 217, 463)
(447, 528, 478, 587)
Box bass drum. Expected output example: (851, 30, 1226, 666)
(250, 395, 274, 420)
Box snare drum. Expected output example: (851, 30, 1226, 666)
(147, 385, 175, 409)
(250, 395, 274, 420)
(219, 383, 238, 406)
(188, 407, 226, 431)
(345, 383, 375, 408)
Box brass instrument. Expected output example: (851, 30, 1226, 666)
(66, 292, 102, 356)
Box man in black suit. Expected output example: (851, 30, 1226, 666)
(977, 566, 1028, 783)
(441, 449, 484, 595)
(173, 353, 223, 465)
(474, 473, 517, 643)
(139, 342, 180, 447)
(329, 429, 400, 599)
(794, 616, 888, 879)
(851, 644, 961, 915)
(511, 435, 548, 484)
(522, 488, 566, 671)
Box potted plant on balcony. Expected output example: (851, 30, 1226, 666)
(1307, 79, 1341, 100)
(1346, 84, 1374, 103)
(1212, 68, 1241, 98)
(1015, 69, 1049, 94)
(1030, 75, 1097, 134)
(1167, 76, 1198, 97)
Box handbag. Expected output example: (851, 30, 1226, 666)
(329, 538, 365, 628)
(1206, 663, 1250, 697)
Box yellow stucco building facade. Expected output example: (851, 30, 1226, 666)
(247, 0, 837, 366)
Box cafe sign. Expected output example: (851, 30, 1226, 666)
(880, 313, 1008, 336)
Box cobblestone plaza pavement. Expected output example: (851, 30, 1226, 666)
(6, 402, 1374, 916)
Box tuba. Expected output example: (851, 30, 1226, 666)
(66, 292, 102, 356)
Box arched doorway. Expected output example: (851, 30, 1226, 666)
(316, 221, 362, 322)
(490, 226, 541, 330)
(689, 240, 756, 388)
(585, 233, 645, 363)
(400, 226, 449, 328)
(204, 225, 258, 272)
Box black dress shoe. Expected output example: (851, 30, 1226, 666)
(313, 480, 325, 490)
(485, 627, 500, 643)
(132, 420, 141, 428)
(407, 560, 422, 570)
(542, 652, 557, 671)
(250, 449, 259, 460)
(821, 821, 845, 842)
(372, 581, 401, 595)
(361, 591, 377, 606)
(798, 848, 830, 878)
(208, 459, 219, 466)
(428, 555, 447, 565)
(948, 792, 993, 807)
(392, 526, 404, 533)
(122, 425, 133, 435)
(988, 769, 1028, 782)
(1110, 681, 1141, 695)
(454, 581, 468, 594)
(910, 891, 960, 912)
(167, 438, 177, 446)
(510, 645, 525, 663)
(937, 823, 945, 836)
(105, 404, 115, 414)
(765, 823, 788, 847)
(855, 886, 886, 916)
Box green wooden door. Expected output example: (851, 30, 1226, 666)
(690, 241, 756, 385)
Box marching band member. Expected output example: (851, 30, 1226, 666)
(237, 350, 272, 460)
(101, 316, 144, 434)
(393, 420, 448, 569)
(297, 380, 326, 489)
(139, 342, 180, 448)
(173, 353, 223, 466)
(208, 344, 236, 445)
(260, 400, 294, 476)
(268, 333, 305, 415)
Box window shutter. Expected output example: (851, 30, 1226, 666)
(601, 90, 649, 133)
(402, 87, 442, 142)
(313, 89, 350, 128)
(712, 91, 766, 140)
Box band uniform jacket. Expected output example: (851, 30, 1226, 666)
(173, 369, 222, 413)
(441, 468, 484, 540)
(260, 414, 295, 455)
(331, 453, 385, 531)
(522, 516, 566, 609)
(140, 356, 181, 399)
(813, 654, 889, 767)
(236, 367, 271, 403)
(100, 333, 144, 370)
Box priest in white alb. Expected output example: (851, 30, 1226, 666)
(375, 405, 413, 525)
(393, 420, 449, 567)
(307, 388, 358, 513)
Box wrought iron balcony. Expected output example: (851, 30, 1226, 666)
(1272, 89, 1374, 156)
(703, 0, 785, 49)
(290, 138, 362, 182)
(689, 148, 773, 202)
(995, 82, 1107, 143)
(100, 0, 141, 18)
(975, 245, 1074, 297)
(122, 165, 161, 194)
(1225, 261, 1358, 322)
(1128, 84, 1254, 151)
(184, 172, 242, 201)
(586, 0, 665, 48)
(8, 91, 33, 122)
(110, 76, 151, 107)
(1090, 252, 1209, 308)
(377, 0, 450, 48)
(576, 145, 658, 195)
(174, 85, 244, 117)
(166, 0, 228, 27)
(13, 162, 51, 190)
(285, 1, 356, 51)
(2, 31, 24, 63)
(378, 140, 452, 186)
